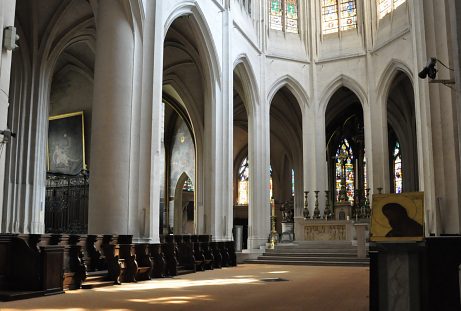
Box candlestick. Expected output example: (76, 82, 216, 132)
(303, 191, 310, 219)
(314, 190, 320, 219)
(271, 197, 275, 217)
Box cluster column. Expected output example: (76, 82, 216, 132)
(0, 0, 17, 232)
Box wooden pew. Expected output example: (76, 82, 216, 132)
(226, 241, 237, 267)
(101, 235, 124, 285)
(191, 235, 208, 271)
(134, 243, 153, 281)
(85, 235, 106, 272)
(211, 242, 223, 268)
(0, 234, 64, 301)
(163, 234, 180, 276)
(218, 241, 230, 267)
(175, 235, 197, 274)
(182, 235, 204, 272)
(198, 235, 215, 270)
(148, 243, 166, 278)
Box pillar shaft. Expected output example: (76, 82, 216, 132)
(88, 1, 135, 234)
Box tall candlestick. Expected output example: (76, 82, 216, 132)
(271, 198, 275, 217)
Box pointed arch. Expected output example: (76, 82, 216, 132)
(163, 76, 203, 147)
(173, 171, 195, 234)
(233, 54, 260, 118)
(318, 74, 367, 115)
(379, 60, 419, 193)
(164, 2, 222, 90)
(377, 59, 414, 103)
(267, 75, 310, 113)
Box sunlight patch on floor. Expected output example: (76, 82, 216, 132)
(89, 277, 260, 293)
(130, 295, 213, 305)
(232, 275, 256, 278)
(266, 270, 290, 274)
(4, 309, 130, 311)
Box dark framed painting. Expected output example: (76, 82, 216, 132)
(370, 192, 424, 242)
(47, 111, 86, 175)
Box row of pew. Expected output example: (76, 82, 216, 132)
(0, 233, 237, 301)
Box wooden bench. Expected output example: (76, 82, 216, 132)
(198, 235, 215, 269)
(148, 243, 166, 278)
(133, 244, 153, 281)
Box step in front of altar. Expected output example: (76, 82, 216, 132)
(246, 241, 369, 267)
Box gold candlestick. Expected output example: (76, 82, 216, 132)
(269, 198, 278, 249)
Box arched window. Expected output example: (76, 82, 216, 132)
(269, 165, 274, 199)
(322, 0, 357, 35)
(377, 0, 406, 19)
(269, 0, 299, 33)
(335, 138, 355, 202)
(291, 169, 295, 196)
(237, 157, 249, 205)
(363, 156, 368, 190)
(183, 176, 194, 192)
(393, 142, 402, 193)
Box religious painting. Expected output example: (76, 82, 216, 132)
(370, 192, 424, 242)
(47, 112, 86, 175)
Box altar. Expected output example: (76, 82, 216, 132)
(294, 217, 354, 241)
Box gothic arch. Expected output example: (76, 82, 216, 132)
(163, 77, 203, 148)
(377, 59, 414, 106)
(173, 171, 195, 234)
(378, 61, 419, 192)
(267, 75, 310, 113)
(164, 3, 222, 91)
(318, 74, 367, 115)
(233, 54, 260, 117)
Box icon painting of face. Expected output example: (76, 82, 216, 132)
(382, 203, 423, 237)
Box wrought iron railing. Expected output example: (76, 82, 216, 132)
(45, 171, 89, 234)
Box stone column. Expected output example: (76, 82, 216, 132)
(0, 0, 17, 232)
(247, 102, 271, 249)
(88, 1, 135, 235)
(139, 0, 162, 243)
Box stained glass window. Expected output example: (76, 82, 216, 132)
(270, 0, 283, 31)
(378, 0, 406, 19)
(339, 0, 357, 32)
(393, 142, 402, 193)
(237, 157, 249, 205)
(393, 0, 405, 8)
(269, 165, 273, 200)
(335, 139, 355, 202)
(270, 0, 298, 33)
(183, 177, 194, 192)
(285, 0, 298, 33)
(363, 156, 368, 190)
(291, 169, 295, 196)
(322, 0, 357, 35)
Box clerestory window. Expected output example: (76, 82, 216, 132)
(269, 0, 299, 33)
(321, 0, 357, 35)
(377, 0, 406, 20)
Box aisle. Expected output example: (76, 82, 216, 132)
(1, 264, 369, 311)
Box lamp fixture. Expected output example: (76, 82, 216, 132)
(418, 57, 455, 86)
(3, 26, 19, 51)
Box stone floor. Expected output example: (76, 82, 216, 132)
(1, 264, 369, 311)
